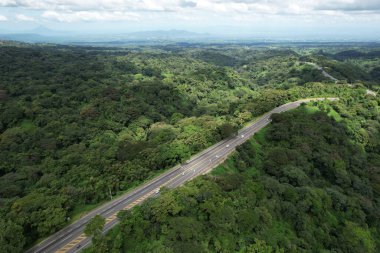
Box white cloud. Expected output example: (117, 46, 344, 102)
(314, 0, 380, 11)
(0, 0, 379, 25)
(1, 0, 380, 15)
(16, 14, 35, 21)
(0, 15, 8, 21)
(42, 10, 140, 22)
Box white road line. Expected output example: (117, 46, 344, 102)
(28, 98, 337, 253)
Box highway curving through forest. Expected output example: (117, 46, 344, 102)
(304, 61, 377, 96)
(26, 98, 338, 253)
(304, 62, 339, 82)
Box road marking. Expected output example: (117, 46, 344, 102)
(166, 119, 277, 188)
(170, 143, 237, 186)
(55, 233, 87, 253)
(37, 98, 338, 253)
(105, 214, 118, 223)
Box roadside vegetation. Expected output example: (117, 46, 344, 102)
(0, 42, 379, 251)
(88, 96, 380, 253)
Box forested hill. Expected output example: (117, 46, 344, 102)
(0, 43, 379, 251)
(88, 97, 380, 253)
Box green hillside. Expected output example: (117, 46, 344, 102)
(87, 96, 380, 253)
(0, 43, 379, 251)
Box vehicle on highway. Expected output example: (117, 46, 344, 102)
(241, 134, 244, 138)
(216, 155, 220, 158)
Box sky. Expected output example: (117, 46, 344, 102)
(0, 0, 380, 40)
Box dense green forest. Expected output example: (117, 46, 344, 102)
(0, 42, 379, 251)
(86, 96, 380, 253)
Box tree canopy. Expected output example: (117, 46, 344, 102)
(0, 42, 379, 251)
(85, 95, 380, 253)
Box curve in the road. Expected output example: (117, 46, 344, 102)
(304, 61, 377, 96)
(27, 98, 338, 253)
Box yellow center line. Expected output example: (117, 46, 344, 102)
(163, 136, 245, 187)
(160, 146, 225, 187)
(55, 133, 233, 252)
(41, 99, 338, 253)
(54, 234, 87, 253)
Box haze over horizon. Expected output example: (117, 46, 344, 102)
(0, 0, 380, 41)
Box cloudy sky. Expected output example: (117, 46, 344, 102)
(0, 0, 379, 39)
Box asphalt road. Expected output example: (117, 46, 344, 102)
(26, 98, 338, 253)
(305, 62, 377, 96)
(304, 62, 338, 82)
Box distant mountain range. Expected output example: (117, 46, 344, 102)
(1, 26, 379, 44)
(0, 27, 211, 44)
(29, 25, 69, 36)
